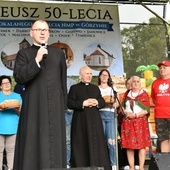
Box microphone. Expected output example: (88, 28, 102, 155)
(41, 42, 46, 47)
(107, 77, 113, 86)
(108, 77, 117, 100)
(41, 42, 47, 59)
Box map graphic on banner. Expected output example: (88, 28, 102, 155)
(0, 1, 123, 76)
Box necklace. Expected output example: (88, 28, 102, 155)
(130, 90, 141, 99)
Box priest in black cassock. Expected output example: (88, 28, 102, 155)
(13, 20, 67, 170)
(68, 66, 111, 170)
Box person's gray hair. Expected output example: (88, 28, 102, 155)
(130, 76, 141, 85)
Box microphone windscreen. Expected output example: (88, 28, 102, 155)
(108, 78, 113, 86)
(41, 42, 46, 46)
(108, 77, 112, 83)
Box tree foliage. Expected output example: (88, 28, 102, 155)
(121, 17, 168, 78)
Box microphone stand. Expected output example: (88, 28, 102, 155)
(110, 85, 125, 170)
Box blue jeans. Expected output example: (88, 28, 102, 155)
(100, 110, 116, 166)
(65, 109, 73, 166)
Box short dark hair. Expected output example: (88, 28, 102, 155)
(31, 19, 49, 28)
(0, 75, 12, 86)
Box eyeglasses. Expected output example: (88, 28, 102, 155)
(101, 74, 109, 77)
(31, 29, 49, 33)
(1, 82, 10, 85)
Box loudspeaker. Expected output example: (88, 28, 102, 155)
(149, 153, 170, 170)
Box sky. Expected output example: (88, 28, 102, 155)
(118, 2, 170, 28)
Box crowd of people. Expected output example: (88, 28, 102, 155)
(0, 19, 170, 170)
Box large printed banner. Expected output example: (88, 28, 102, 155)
(0, 1, 123, 76)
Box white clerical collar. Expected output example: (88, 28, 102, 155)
(34, 42, 48, 46)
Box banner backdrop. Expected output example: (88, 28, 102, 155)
(0, 1, 123, 76)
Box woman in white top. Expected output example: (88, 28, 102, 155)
(98, 69, 118, 170)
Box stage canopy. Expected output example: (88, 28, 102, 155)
(57, 0, 169, 4)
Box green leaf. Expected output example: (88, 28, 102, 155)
(136, 65, 147, 72)
(146, 78, 153, 87)
(136, 64, 159, 72)
(150, 65, 159, 70)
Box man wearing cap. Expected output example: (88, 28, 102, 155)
(151, 60, 170, 153)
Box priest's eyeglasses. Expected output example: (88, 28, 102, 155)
(31, 29, 49, 33)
